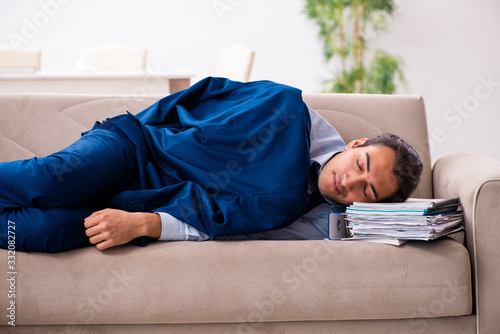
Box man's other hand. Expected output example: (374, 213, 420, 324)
(84, 209, 161, 250)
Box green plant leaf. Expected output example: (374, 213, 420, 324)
(304, 0, 404, 94)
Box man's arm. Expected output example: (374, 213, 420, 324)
(217, 203, 332, 240)
(84, 209, 209, 251)
(83, 201, 334, 249)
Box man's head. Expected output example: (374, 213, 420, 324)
(318, 133, 423, 205)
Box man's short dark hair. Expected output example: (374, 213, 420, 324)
(358, 133, 423, 202)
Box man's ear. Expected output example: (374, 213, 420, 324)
(346, 138, 369, 150)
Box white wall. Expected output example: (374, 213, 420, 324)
(374, 0, 500, 164)
(1, 0, 499, 163)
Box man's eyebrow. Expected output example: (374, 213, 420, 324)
(366, 152, 379, 200)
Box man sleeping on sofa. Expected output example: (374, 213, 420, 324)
(0, 77, 422, 253)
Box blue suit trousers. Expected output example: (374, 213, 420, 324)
(0, 128, 141, 252)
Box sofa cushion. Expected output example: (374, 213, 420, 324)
(1, 238, 471, 325)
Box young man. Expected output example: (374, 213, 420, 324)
(0, 77, 422, 252)
(217, 133, 422, 241)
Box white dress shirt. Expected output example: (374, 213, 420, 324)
(156, 106, 346, 241)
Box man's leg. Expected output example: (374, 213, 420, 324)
(0, 128, 146, 252)
(0, 128, 140, 211)
(0, 206, 102, 252)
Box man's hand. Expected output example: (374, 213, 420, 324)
(84, 209, 161, 251)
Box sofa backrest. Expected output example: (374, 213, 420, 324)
(0, 92, 432, 199)
(0, 94, 161, 161)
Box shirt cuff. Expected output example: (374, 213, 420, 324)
(156, 212, 185, 241)
(155, 212, 210, 241)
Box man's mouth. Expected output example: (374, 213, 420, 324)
(333, 174, 340, 194)
(333, 174, 346, 197)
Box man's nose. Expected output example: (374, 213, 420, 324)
(344, 173, 365, 190)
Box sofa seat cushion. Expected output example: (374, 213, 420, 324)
(1, 238, 471, 325)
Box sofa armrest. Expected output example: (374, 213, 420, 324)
(433, 153, 500, 333)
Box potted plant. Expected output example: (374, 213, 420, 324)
(304, 0, 406, 94)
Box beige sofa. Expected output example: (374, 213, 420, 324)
(0, 91, 499, 333)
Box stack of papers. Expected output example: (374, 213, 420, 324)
(343, 198, 464, 245)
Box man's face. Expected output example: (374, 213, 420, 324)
(318, 140, 399, 205)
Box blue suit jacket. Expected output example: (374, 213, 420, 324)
(96, 77, 312, 240)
